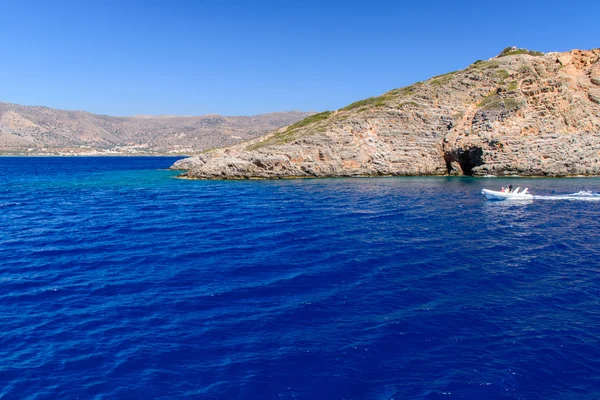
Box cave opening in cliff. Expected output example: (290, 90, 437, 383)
(456, 147, 484, 176)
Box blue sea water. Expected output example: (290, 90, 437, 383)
(1, 156, 600, 400)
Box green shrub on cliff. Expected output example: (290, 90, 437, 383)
(285, 111, 332, 131)
(478, 93, 521, 111)
(397, 101, 421, 109)
(341, 95, 392, 111)
(468, 60, 500, 70)
(498, 47, 544, 57)
(494, 69, 511, 80)
(518, 65, 534, 75)
(506, 81, 519, 91)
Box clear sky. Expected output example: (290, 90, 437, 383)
(1, 0, 598, 116)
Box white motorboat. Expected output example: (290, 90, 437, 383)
(481, 187, 533, 201)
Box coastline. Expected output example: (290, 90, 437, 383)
(0, 153, 193, 157)
(172, 169, 600, 180)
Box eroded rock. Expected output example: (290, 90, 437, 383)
(173, 48, 600, 179)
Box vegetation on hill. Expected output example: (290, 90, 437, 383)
(498, 47, 544, 57)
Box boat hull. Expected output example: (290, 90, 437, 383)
(481, 189, 533, 201)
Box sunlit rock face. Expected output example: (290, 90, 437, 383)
(173, 48, 600, 179)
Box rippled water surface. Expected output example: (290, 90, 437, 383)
(2, 157, 600, 399)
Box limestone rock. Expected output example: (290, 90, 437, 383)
(173, 48, 600, 179)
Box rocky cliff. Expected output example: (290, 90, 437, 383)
(172, 48, 600, 178)
(0, 104, 312, 155)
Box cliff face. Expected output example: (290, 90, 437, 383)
(0, 104, 313, 155)
(173, 48, 600, 178)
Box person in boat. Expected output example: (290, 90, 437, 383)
(508, 185, 513, 193)
(501, 186, 507, 193)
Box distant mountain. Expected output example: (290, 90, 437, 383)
(0, 103, 313, 155)
(172, 47, 600, 178)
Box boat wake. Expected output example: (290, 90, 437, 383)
(533, 191, 600, 202)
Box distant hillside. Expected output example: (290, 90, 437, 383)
(0, 103, 313, 155)
(173, 47, 600, 178)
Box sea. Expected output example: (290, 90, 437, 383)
(1, 156, 600, 400)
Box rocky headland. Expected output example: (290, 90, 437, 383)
(0, 104, 313, 155)
(172, 47, 600, 178)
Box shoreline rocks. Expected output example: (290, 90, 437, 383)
(172, 48, 600, 179)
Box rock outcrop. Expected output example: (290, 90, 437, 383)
(172, 48, 600, 178)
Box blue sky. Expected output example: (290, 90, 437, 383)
(0, 0, 598, 116)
